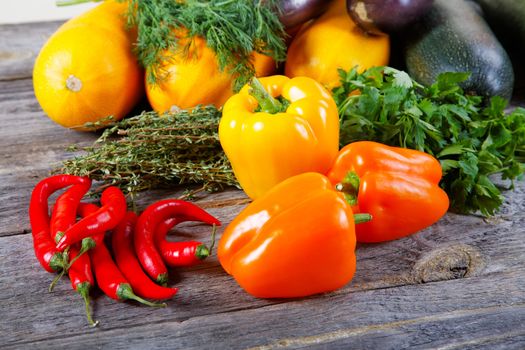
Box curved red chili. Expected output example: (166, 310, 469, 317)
(90, 237, 165, 307)
(29, 175, 91, 272)
(112, 212, 178, 300)
(135, 199, 221, 285)
(51, 182, 91, 243)
(155, 218, 214, 267)
(56, 186, 127, 250)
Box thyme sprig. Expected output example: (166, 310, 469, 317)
(127, 0, 287, 90)
(58, 106, 238, 194)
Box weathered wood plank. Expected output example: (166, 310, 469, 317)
(0, 21, 63, 81)
(0, 183, 523, 347)
(3, 268, 524, 349)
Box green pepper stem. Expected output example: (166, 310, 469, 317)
(48, 269, 66, 292)
(249, 77, 283, 114)
(335, 171, 361, 206)
(118, 284, 167, 307)
(49, 252, 66, 272)
(156, 273, 169, 287)
(67, 237, 96, 268)
(76, 282, 99, 327)
(354, 213, 372, 224)
(195, 244, 210, 260)
(208, 224, 217, 254)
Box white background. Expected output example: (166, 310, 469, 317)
(0, 0, 97, 24)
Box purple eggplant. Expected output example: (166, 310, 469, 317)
(278, 0, 331, 28)
(347, 0, 434, 35)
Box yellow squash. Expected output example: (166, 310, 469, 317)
(285, 0, 390, 89)
(146, 36, 276, 112)
(33, 0, 143, 130)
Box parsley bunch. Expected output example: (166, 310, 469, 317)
(333, 66, 525, 216)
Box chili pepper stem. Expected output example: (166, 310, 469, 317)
(67, 237, 96, 268)
(76, 282, 99, 327)
(48, 269, 66, 292)
(195, 245, 210, 260)
(249, 77, 284, 114)
(195, 224, 218, 260)
(354, 213, 372, 224)
(117, 284, 167, 307)
(49, 252, 66, 272)
(208, 224, 217, 254)
(156, 273, 169, 286)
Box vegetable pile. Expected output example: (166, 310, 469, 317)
(30, 174, 219, 326)
(28, 0, 525, 313)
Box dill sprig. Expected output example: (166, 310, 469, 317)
(58, 106, 238, 194)
(126, 0, 287, 90)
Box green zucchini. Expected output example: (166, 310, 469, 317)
(474, 0, 525, 55)
(403, 0, 514, 100)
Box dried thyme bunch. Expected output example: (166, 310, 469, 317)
(59, 106, 238, 194)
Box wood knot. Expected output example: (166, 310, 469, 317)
(411, 244, 485, 283)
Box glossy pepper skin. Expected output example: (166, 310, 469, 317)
(135, 199, 221, 285)
(29, 174, 91, 273)
(112, 212, 178, 300)
(56, 186, 127, 250)
(219, 75, 339, 200)
(327, 141, 449, 243)
(218, 172, 359, 298)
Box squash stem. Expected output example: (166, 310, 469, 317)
(56, 0, 98, 7)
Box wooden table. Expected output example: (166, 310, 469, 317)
(1, 21, 524, 350)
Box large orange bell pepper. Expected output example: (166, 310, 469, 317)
(218, 172, 370, 298)
(327, 141, 449, 243)
(219, 75, 339, 200)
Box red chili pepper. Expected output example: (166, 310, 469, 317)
(77, 202, 100, 218)
(90, 236, 165, 307)
(56, 186, 127, 250)
(155, 217, 216, 267)
(51, 182, 91, 243)
(112, 211, 178, 300)
(29, 175, 91, 272)
(135, 199, 221, 285)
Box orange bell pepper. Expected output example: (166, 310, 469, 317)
(219, 75, 339, 200)
(218, 172, 370, 298)
(327, 141, 449, 243)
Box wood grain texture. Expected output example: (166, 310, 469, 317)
(0, 21, 63, 81)
(0, 20, 524, 350)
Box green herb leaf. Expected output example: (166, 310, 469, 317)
(126, 0, 287, 90)
(58, 106, 238, 195)
(334, 66, 525, 216)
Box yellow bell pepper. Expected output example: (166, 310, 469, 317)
(219, 75, 339, 199)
